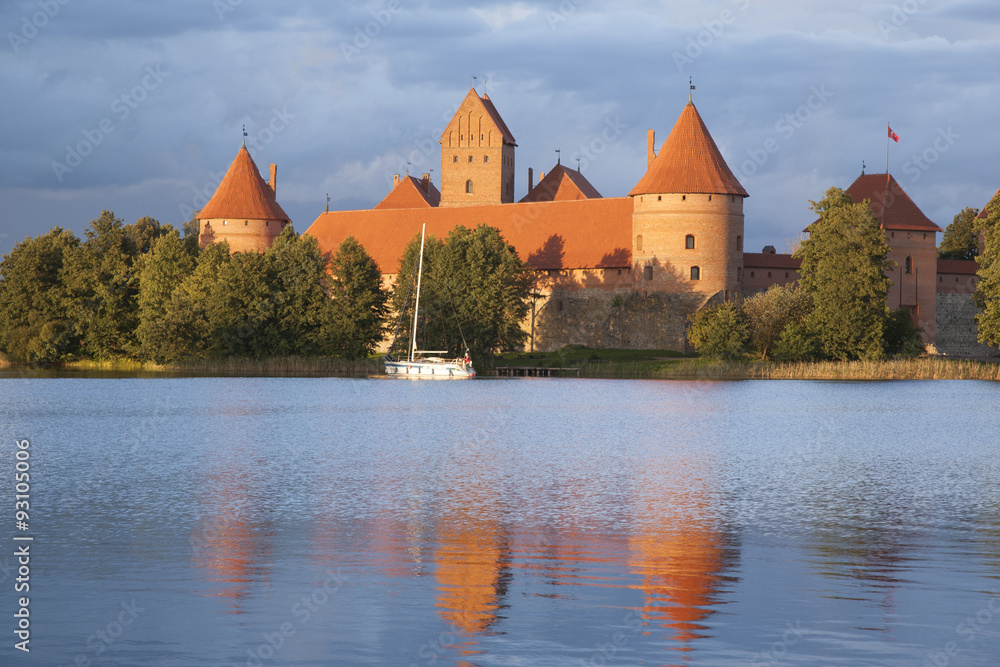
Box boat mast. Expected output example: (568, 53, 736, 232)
(409, 223, 427, 363)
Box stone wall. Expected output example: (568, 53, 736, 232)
(935, 293, 997, 357)
(530, 288, 711, 352)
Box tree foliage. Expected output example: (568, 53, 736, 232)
(795, 188, 894, 360)
(137, 231, 197, 362)
(938, 207, 980, 261)
(390, 225, 531, 362)
(326, 236, 389, 359)
(741, 284, 812, 360)
(687, 301, 750, 361)
(974, 205, 1000, 348)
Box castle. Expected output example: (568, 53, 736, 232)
(197, 88, 997, 356)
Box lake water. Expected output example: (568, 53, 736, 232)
(1, 377, 999, 666)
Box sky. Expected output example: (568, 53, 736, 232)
(2, 0, 999, 257)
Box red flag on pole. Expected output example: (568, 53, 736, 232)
(888, 126, 900, 143)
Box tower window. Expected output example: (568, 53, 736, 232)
(682, 195, 686, 201)
(244, 220, 248, 226)
(468, 156, 473, 163)
(905, 256, 913, 274)
(737, 235, 743, 251)
(658, 195, 662, 201)
(453, 156, 458, 163)
(708, 195, 712, 202)
(690, 266, 701, 280)
(636, 235, 643, 251)
(466, 180, 474, 194)
(484, 155, 490, 163)
(685, 235, 695, 250)
(223, 220, 227, 226)
(644, 265, 653, 281)
(737, 267, 743, 281)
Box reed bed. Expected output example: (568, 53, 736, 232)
(169, 356, 383, 376)
(577, 357, 1000, 381)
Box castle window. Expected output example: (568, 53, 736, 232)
(466, 180, 474, 194)
(785, 272, 790, 279)
(636, 235, 643, 251)
(737, 267, 743, 281)
(223, 220, 227, 226)
(737, 235, 743, 251)
(266, 221, 269, 227)
(690, 266, 701, 280)
(244, 220, 248, 226)
(767, 272, 772, 278)
(556, 300, 564, 312)
(685, 235, 695, 250)
(708, 195, 712, 202)
(905, 256, 913, 274)
(453, 156, 458, 163)
(484, 155, 490, 163)
(750, 271, 755, 278)
(468, 155, 473, 163)
(682, 195, 686, 201)
(658, 195, 662, 201)
(644, 265, 653, 281)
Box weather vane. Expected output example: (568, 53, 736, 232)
(862, 160, 866, 175)
(242, 124, 247, 146)
(325, 193, 330, 213)
(689, 76, 696, 102)
(555, 148, 561, 165)
(406, 160, 411, 176)
(576, 157, 581, 171)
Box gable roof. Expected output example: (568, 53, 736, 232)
(440, 88, 517, 147)
(520, 163, 603, 203)
(375, 175, 441, 209)
(978, 187, 1000, 219)
(630, 101, 748, 198)
(196, 145, 290, 222)
(844, 173, 942, 232)
(305, 197, 633, 273)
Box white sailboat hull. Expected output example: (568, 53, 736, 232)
(384, 358, 476, 379)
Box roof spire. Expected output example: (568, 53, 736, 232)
(862, 160, 866, 175)
(555, 148, 561, 165)
(325, 193, 330, 213)
(472, 74, 477, 92)
(689, 76, 696, 104)
(242, 124, 247, 147)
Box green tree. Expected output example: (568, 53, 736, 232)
(62, 211, 146, 359)
(0, 228, 81, 364)
(326, 236, 388, 359)
(687, 301, 750, 361)
(938, 207, 980, 261)
(884, 308, 924, 358)
(741, 284, 811, 360)
(795, 188, 894, 360)
(391, 225, 531, 363)
(137, 231, 197, 362)
(974, 205, 1000, 348)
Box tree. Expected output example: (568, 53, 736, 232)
(974, 205, 1000, 348)
(391, 225, 532, 363)
(687, 301, 750, 361)
(938, 207, 980, 261)
(795, 188, 894, 360)
(0, 228, 81, 364)
(62, 211, 151, 359)
(741, 284, 811, 360)
(326, 236, 388, 359)
(137, 231, 197, 362)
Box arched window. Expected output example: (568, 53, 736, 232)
(904, 256, 913, 274)
(466, 180, 474, 194)
(453, 156, 458, 163)
(644, 265, 653, 281)
(736, 235, 743, 251)
(690, 266, 701, 280)
(636, 235, 643, 251)
(468, 155, 474, 163)
(685, 235, 695, 249)
(484, 155, 490, 163)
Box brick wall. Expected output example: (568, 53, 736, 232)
(199, 218, 285, 253)
(935, 293, 997, 357)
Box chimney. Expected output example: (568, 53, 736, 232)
(528, 167, 534, 192)
(647, 130, 656, 168)
(393, 174, 400, 187)
(421, 173, 430, 193)
(269, 164, 277, 195)
(539, 172, 545, 182)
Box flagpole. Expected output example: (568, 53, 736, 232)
(886, 122, 890, 175)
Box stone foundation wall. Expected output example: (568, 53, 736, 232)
(530, 288, 712, 352)
(935, 293, 997, 357)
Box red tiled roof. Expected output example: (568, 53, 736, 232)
(520, 163, 602, 203)
(978, 187, 1000, 219)
(305, 197, 634, 273)
(197, 146, 290, 222)
(630, 102, 748, 198)
(375, 176, 441, 209)
(743, 252, 801, 270)
(937, 259, 978, 275)
(843, 173, 942, 232)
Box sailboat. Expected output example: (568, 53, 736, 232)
(384, 224, 476, 379)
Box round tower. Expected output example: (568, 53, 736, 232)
(196, 144, 291, 253)
(629, 99, 748, 299)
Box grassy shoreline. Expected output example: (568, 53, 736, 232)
(1, 352, 998, 380)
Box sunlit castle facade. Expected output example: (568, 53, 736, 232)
(305, 88, 749, 352)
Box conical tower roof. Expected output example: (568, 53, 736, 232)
(630, 101, 747, 198)
(197, 145, 290, 222)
